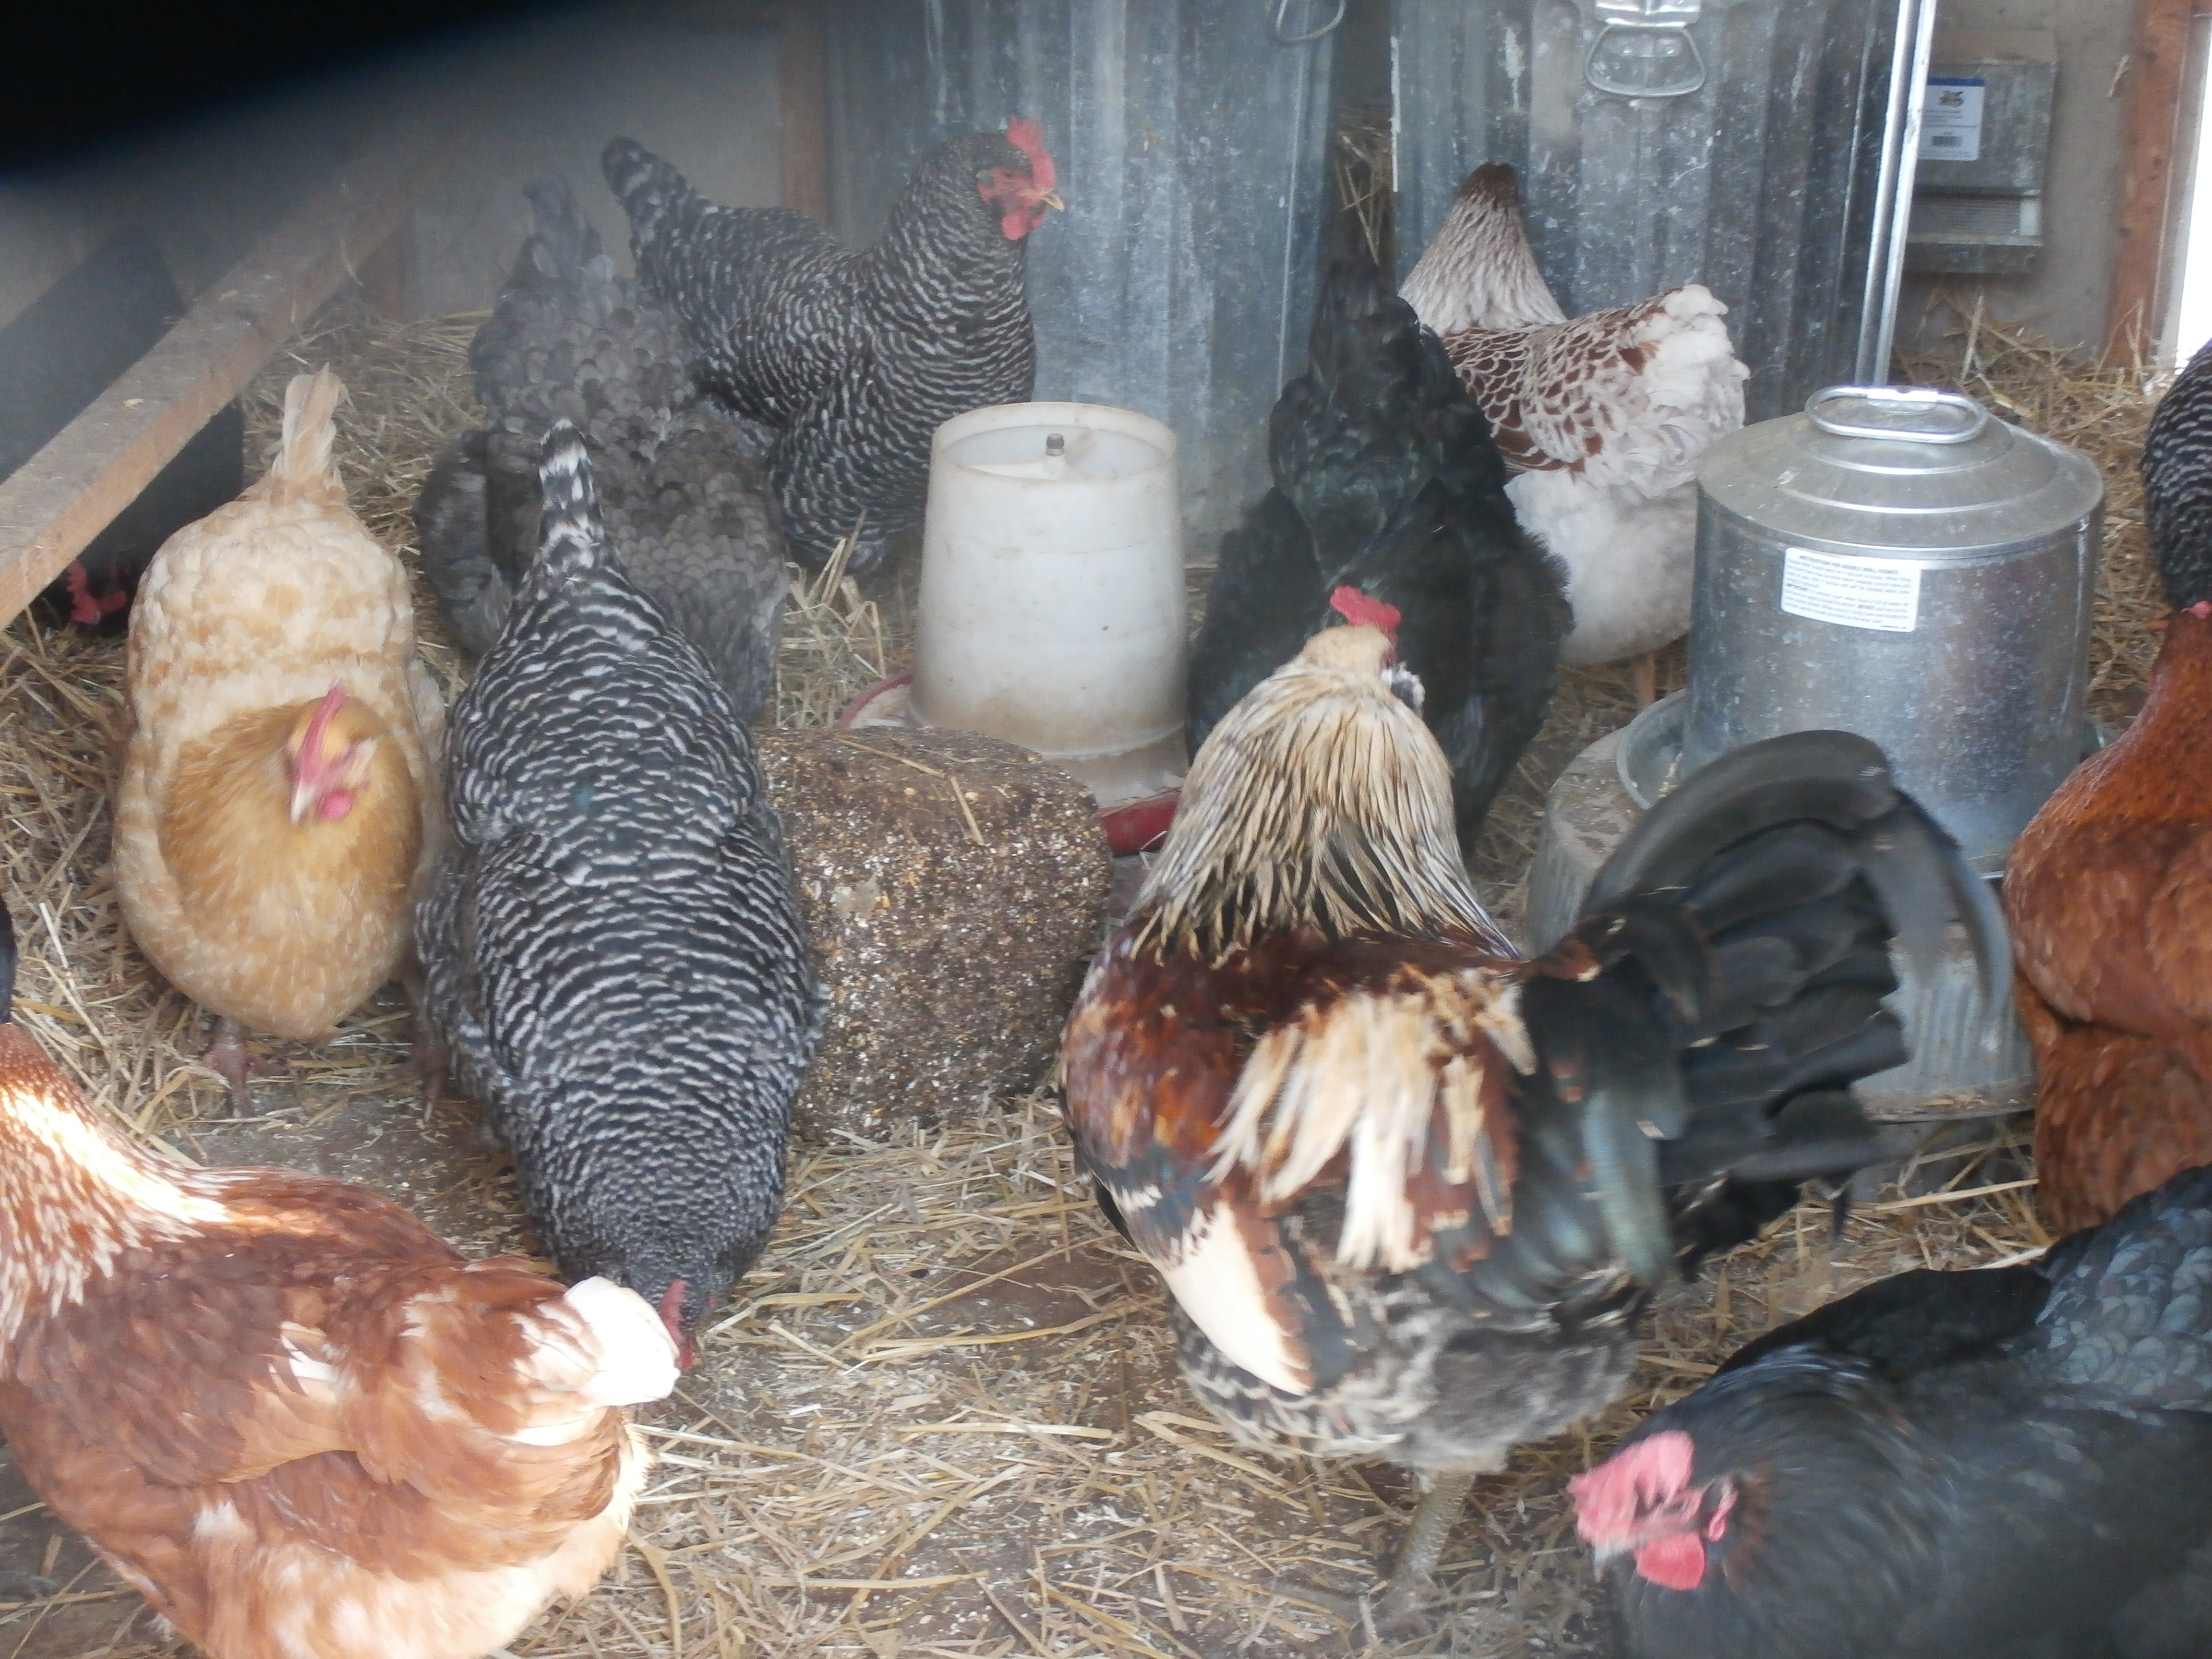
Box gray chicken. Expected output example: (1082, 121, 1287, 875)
(415, 178, 786, 725)
(417, 424, 822, 1358)
(602, 123, 1058, 571)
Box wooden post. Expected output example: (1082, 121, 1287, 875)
(781, 0, 832, 223)
(2107, 0, 2200, 364)
(0, 123, 453, 625)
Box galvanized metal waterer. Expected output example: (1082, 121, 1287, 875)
(1685, 384, 2104, 872)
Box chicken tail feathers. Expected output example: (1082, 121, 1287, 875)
(521, 176, 604, 283)
(0, 906, 14, 1020)
(1534, 731, 2008, 1275)
(265, 366, 346, 505)
(602, 136, 698, 257)
(536, 424, 607, 578)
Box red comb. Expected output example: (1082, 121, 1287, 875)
(1329, 586, 1400, 639)
(301, 682, 349, 756)
(1006, 117, 1055, 191)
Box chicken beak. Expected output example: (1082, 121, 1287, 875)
(289, 778, 318, 825)
(1040, 190, 1066, 212)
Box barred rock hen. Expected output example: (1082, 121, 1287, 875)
(1064, 616, 2003, 1620)
(415, 178, 784, 724)
(2008, 339, 2212, 1234)
(603, 122, 1059, 570)
(1575, 1164, 2212, 1658)
(1187, 229, 1568, 845)
(417, 427, 822, 1356)
(1402, 163, 1747, 704)
(0, 904, 679, 1659)
(116, 368, 444, 1100)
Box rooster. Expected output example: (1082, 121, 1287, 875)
(415, 179, 786, 725)
(1573, 1164, 2212, 1658)
(1187, 224, 1569, 846)
(0, 903, 679, 1659)
(1400, 163, 1748, 705)
(1062, 609, 2003, 1619)
(417, 426, 822, 1358)
(2008, 340, 2212, 1234)
(603, 121, 1060, 570)
(115, 368, 445, 1100)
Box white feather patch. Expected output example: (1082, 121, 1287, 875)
(559, 1276, 681, 1408)
(1161, 1207, 1311, 1395)
(1210, 971, 1522, 1274)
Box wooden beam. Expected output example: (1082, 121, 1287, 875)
(0, 122, 453, 625)
(780, 0, 831, 223)
(2107, 0, 2199, 363)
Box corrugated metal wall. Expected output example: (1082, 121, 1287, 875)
(1394, 0, 1905, 422)
(824, 0, 1340, 546)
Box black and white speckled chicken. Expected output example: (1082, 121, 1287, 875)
(602, 123, 1059, 572)
(1575, 1163, 2212, 1658)
(1186, 225, 1568, 845)
(417, 426, 822, 1361)
(1063, 615, 2005, 1622)
(415, 179, 785, 725)
(1401, 164, 1747, 705)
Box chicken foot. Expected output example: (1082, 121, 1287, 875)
(1228, 1467, 1479, 1635)
(1372, 1467, 1477, 1626)
(398, 962, 450, 1106)
(204, 1017, 266, 1105)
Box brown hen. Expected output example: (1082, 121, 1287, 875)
(2008, 343, 2212, 1233)
(0, 905, 677, 1659)
(115, 368, 444, 1095)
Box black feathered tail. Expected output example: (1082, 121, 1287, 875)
(1522, 731, 2008, 1283)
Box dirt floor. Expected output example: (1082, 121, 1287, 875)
(0, 296, 2144, 1659)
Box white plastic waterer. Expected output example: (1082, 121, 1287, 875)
(901, 401, 1189, 812)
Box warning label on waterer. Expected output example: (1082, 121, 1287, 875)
(1779, 547, 1923, 632)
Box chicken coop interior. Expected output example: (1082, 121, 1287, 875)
(2, 0, 2210, 1656)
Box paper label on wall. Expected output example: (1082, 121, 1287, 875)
(1780, 547, 1923, 632)
(1921, 77, 1986, 163)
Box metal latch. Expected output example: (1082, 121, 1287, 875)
(1587, 0, 1705, 99)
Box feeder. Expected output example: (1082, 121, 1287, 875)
(843, 401, 1188, 851)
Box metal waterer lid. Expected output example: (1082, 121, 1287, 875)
(1698, 385, 2102, 558)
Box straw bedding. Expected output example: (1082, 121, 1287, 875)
(0, 293, 2156, 1657)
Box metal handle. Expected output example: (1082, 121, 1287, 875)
(1805, 385, 1991, 445)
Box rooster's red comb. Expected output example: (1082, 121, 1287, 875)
(1006, 118, 1055, 190)
(1329, 586, 1400, 640)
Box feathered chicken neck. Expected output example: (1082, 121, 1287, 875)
(1398, 162, 1568, 338)
(0, 1023, 229, 1344)
(1132, 625, 1511, 961)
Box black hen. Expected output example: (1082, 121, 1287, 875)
(415, 178, 785, 724)
(1186, 224, 1568, 845)
(1066, 601, 2004, 1623)
(603, 124, 1056, 571)
(416, 426, 822, 1358)
(1576, 1165, 2212, 1659)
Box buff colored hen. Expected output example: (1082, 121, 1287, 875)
(117, 368, 444, 1096)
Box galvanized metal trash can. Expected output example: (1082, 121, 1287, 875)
(1685, 384, 2103, 872)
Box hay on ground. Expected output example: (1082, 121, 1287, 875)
(0, 293, 2159, 1658)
